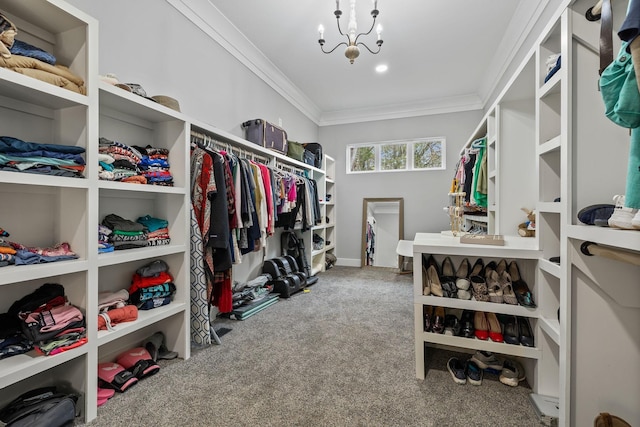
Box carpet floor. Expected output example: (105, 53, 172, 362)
(83, 266, 541, 426)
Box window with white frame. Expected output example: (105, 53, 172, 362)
(346, 138, 446, 174)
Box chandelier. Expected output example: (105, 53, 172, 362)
(318, 0, 383, 64)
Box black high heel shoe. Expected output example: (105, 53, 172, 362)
(518, 316, 535, 347)
(509, 261, 537, 308)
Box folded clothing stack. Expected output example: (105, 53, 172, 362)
(6, 283, 87, 356)
(101, 214, 148, 250)
(98, 224, 114, 253)
(0, 136, 86, 178)
(137, 215, 170, 246)
(97, 289, 138, 331)
(98, 138, 174, 186)
(133, 145, 174, 186)
(0, 230, 15, 267)
(129, 259, 176, 310)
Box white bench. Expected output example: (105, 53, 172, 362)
(396, 240, 414, 273)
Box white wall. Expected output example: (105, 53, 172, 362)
(65, 0, 319, 143)
(372, 212, 399, 268)
(319, 110, 483, 264)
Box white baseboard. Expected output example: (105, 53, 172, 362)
(337, 258, 360, 267)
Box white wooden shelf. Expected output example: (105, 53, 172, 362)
(539, 316, 560, 345)
(0, 171, 89, 189)
(463, 215, 489, 223)
(99, 82, 186, 123)
(417, 295, 538, 317)
(418, 330, 542, 359)
(0, 260, 89, 287)
(98, 180, 186, 195)
(489, 170, 497, 179)
(537, 202, 562, 213)
(538, 258, 561, 278)
(0, 68, 88, 110)
(0, 345, 88, 389)
(538, 135, 561, 155)
(567, 225, 640, 253)
(538, 71, 561, 99)
(413, 233, 541, 259)
(97, 302, 187, 347)
(97, 244, 187, 267)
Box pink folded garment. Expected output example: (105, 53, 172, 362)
(25, 304, 83, 332)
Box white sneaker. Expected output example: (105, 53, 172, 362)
(633, 210, 640, 229)
(608, 195, 638, 229)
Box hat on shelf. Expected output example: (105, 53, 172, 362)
(115, 83, 156, 101)
(151, 95, 181, 112)
(99, 73, 120, 86)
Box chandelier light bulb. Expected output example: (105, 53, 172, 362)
(376, 24, 383, 40)
(318, 24, 325, 39)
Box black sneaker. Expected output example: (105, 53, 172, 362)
(447, 357, 467, 385)
(465, 360, 483, 386)
(577, 204, 615, 226)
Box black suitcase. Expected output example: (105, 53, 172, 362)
(241, 119, 288, 154)
(303, 143, 323, 169)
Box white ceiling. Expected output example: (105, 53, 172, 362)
(201, 0, 542, 125)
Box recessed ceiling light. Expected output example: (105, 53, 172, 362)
(375, 64, 388, 73)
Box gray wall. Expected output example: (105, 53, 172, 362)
(319, 110, 483, 264)
(66, 0, 319, 143)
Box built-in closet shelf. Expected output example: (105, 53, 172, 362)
(97, 245, 187, 267)
(0, 69, 88, 109)
(538, 258, 561, 278)
(537, 202, 562, 213)
(538, 135, 561, 155)
(0, 172, 89, 189)
(325, 244, 336, 251)
(311, 249, 324, 257)
(97, 181, 186, 195)
(0, 345, 87, 389)
(463, 215, 489, 223)
(325, 202, 335, 206)
(99, 82, 186, 122)
(97, 302, 187, 346)
(489, 170, 497, 179)
(417, 295, 538, 317)
(567, 225, 640, 253)
(0, 260, 89, 287)
(413, 233, 541, 259)
(488, 136, 496, 147)
(539, 316, 560, 345)
(418, 330, 542, 359)
(538, 72, 561, 98)
(311, 265, 323, 275)
(311, 225, 325, 231)
(326, 178, 335, 184)
(326, 223, 336, 228)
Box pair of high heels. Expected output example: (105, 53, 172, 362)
(423, 255, 457, 297)
(474, 311, 503, 342)
(508, 261, 537, 308)
(501, 315, 534, 347)
(424, 305, 446, 333)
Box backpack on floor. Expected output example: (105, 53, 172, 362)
(0, 386, 78, 427)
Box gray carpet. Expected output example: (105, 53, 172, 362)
(84, 266, 540, 426)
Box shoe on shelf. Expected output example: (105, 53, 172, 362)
(424, 305, 433, 332)
(422, 265, 431, 296)
(509, 261, 537, 308)
(487, 270, 504, 303)
(447, 357, 467, 385)
(499, 271, 518, 305)
(460, 310, 475, 338)
(499, 359, 526, 387)
(484, 260, 497, 279)
(469, 258, 484, 277)
(474, 311, 489, 340)
(441, 256, 455, 277)
(518, 316, 535, 347)
(423, 254, 441, 277)
(470, 275, 490, 302)
(432, 306, 446, 334)
(496, 259, 507, 275)
(633, 210, 640, 229)
(457, 288, 471, 300)
(465, 359, 483, 386)
(608, 195, 639, 229)
(470, 350, 503, 370)
(502, 315, 520, 345)
(426, 265, 444, 297)
(440, 257, 457, 298)
(444, 314, 461, 336)
(456, 257, 471, 291)
(577, 204, 615, 226)
(486, 312, 504, 343)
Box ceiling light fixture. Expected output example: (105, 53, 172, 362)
(375, 64, 388, 73)
(318, 0, 383, 65)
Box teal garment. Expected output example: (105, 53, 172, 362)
(0, 153, 80, 170)
(137, 215, 169, 232)
(626, 128, 640, 208)
(600, 41, 640, 128)
(471, 138, 487, 208)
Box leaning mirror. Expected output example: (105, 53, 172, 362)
(361, 198, 404, 268)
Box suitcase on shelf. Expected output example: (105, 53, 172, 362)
(303, 149, 316, 167)
(303, 143, 323, 169)
(241, 119, 288, 154)
(287, 140, 305, 161)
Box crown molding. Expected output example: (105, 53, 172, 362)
(318, 94, 483, 127)
(166, 0, 322, 124)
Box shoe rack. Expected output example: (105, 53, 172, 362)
(415, 2, 640, 426)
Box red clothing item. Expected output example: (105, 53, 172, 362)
(129, 271, 173, 294)
(97, 305, 138, 330)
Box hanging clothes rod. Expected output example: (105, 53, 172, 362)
(275, 160, 305, 175)
(580, 241, 640, 266)
(190, 130, 270, 164)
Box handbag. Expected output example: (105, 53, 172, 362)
(600, 41, 640, 129)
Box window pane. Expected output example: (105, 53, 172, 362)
(380, 144, 407, 170)
(349, 146, 375, 172)
(414, 140, 443, 169)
